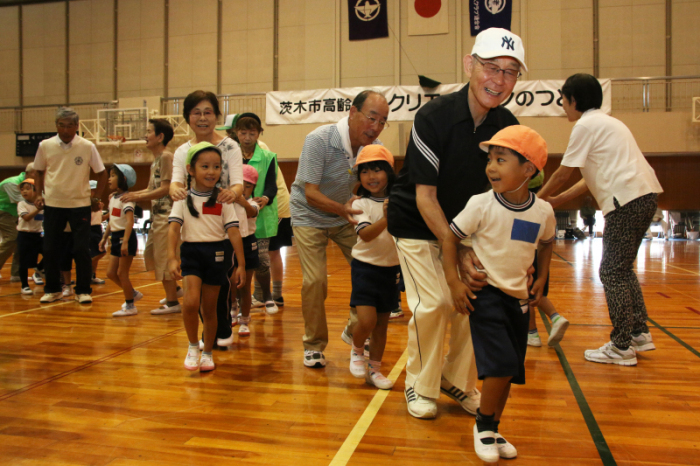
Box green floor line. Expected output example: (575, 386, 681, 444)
(540, 310, 617, 466)
(647, 317, 700, 359)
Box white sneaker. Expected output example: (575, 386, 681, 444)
(150, 304, 181, 315)
(40, 292, 63, 303)
(303, 350, 326, 368)
(495, 432, 518, 459)
(21, 287, 33, 295)
(440, 378, 480, 415)
(264, 300, 279, 315)
(341, 327, 353, 345)
(631, 332, 656, 352)
(91, 276, 106, 285)
(184, 347, 199, 371)
(251, 296, 264, 308)
(349, 348, 366, 378)
(113, 305, 138, 317)
(159, 289, 182, 305)
(365, 367, 393, 390)
(389, 308, 404, 319)
(547, 316, 570, 347)
(160, 297, 167, 305)
(527, 333, 542, 347)
(199, 353, 215, 372)
(238, 322, 250, 336)
(584, 341, 637, 366)
(121, 290, 144, 309)
(62, 285, 73, 297)
(32, 272, 44, 285)
(473, 424, 499, 463)
(217, 335, 234, 347)
(75, 294, 92, 304)
(405, 386, 437, 419)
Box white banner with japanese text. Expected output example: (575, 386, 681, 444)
(265, 80, 611, 125)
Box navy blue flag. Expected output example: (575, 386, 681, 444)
(348, 0, 388, 41)
(470, 0, 512, 36)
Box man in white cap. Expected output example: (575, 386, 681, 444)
(387, 28, 525, 420)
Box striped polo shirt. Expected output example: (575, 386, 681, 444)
(290, 122, 381, 228)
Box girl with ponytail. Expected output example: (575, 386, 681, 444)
(168, 142, 246, 373)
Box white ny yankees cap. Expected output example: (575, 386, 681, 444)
(471, 27, 528, 72)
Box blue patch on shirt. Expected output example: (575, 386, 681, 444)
(510, 219, 540, 244)
(34, 214, 44, 221)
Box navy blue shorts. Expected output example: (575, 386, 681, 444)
(234, 235, 260, 271)
(469, 285, 530, 385)
(180, 240, 230, 286)
(110, 230, 137, 257)
(90, 224, 103, 258)
(350, 259, 400, 314)
(269, 217, 293, 251)
(532, 251, 549, 297)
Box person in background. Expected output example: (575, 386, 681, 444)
(0, 162, 37, 282)
(538, 73, 664, 366)
(121, 118, 182, 315)
(89, 180, 108, 285)
(33, 107, 108, 304)
(16, 179, 43, 294)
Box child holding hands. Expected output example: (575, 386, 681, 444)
(168, 142, 246, 372)
(442, 126, 555, 463)
(100, 164, 140, 317)
(348, 145, 399, 390)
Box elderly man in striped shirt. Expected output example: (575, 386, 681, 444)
(290, 90, 389, 369)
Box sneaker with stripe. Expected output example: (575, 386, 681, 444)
(440, 377, 480, 415)
(630, 332, 656, 352)
(584, 341, 637, 366)
(404, 386, 437, 419)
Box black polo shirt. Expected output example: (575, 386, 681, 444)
(387, 84, 519, 240)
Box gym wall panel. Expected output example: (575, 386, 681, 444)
(22, 2, 66, 106)
(69, 0, 114, 103)
(0, 6, 20, 108)
(168, 0, 217, 97)
(117, 0, 165, 99)
(672, 0, 700, 76)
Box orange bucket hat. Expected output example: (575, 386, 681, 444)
(354, 145, 394, 168)
(479, 125, 548, 171)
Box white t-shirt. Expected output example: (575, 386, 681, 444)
(17, 200, 43, 233)
(33, 135, 105, 208)
(244, 198, 259, 237)
(172, 137, 248, 236)
(351, 197, 399, 267)
(108, 193, 135, 232)
(561, 109, 663, 215)
(168, 189, 239, 242)
(450, 191, 556, 300)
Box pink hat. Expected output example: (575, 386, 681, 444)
(242, 164, 258, 185)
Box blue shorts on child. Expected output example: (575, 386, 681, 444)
(234, 235, 260, 271)
(350, 259, 400, 314)
(469, 285, 530, 385)
(180, 240, 230, 286)
(110, 230, 137, 257)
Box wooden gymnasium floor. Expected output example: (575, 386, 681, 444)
(0, 236, 699, 466)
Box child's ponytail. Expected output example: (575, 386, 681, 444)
(204, 186, 219, 208)
(186, 173, 199, 218)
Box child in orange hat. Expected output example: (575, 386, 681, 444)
(348, 145, 399, 390)
(441, 125, 556, 463)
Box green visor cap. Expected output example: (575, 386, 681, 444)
(528, 169, 545, 190)
(215, 114, 238, 131)
(186, 141, 222, 166)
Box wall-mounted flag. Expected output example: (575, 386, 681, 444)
(348, 0, 388, 41)
(408, 0, 448, 36)
(470, 0, 512, 36)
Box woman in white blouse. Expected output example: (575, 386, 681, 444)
(538, 73, 663, 367)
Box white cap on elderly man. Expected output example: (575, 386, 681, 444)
(471, 27, 528, 72)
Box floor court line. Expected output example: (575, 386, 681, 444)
(0, 327, 185, 403)
(540, 310, 617, 466)
(329, 348, 409, 466)
(647, 317, 700, 359)
(0, 281, 164, 319)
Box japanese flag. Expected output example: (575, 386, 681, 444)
(408, 0, 448, 36)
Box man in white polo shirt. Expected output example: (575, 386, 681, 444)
(33, 107, 108, 304)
